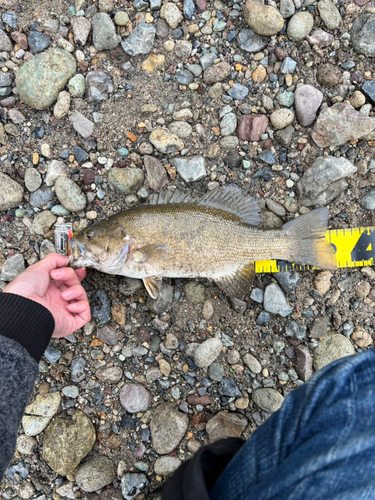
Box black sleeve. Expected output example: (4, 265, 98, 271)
(162, 438, 245, 500)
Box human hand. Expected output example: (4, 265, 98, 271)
(3, 253, 91, 338)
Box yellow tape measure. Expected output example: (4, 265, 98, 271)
(255, 227, 375, 273)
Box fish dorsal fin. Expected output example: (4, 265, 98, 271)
(214, 263, 255, 298)
(149, 185, 262, 226)
(143, 276, 163, 299)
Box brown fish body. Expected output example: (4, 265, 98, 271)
(69, 186, 336, 298)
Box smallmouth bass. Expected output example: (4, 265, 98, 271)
(69, 186, 337, 299)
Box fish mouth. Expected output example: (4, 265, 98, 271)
(68, 238, 87, 268)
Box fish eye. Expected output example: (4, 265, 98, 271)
(86, 231, 94, 240)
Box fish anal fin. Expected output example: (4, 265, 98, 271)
(214, 263, 255, 298)
(133, 244, 170, 264)
(143, 276, 163, 299)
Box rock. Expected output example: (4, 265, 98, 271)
(1, 254, 25, 281)
(0, 73, 12, 87)
(316, 64, 341, 87)
(43, 411, 96, 476)
(175, 69, 194, 85)
(243, 353, 262, 374)
(297, 156, 357, 206)
(96, 366, 123, 383)
(33, 210, 56, 236)
(203, 62, 230, 84)
(310, 316, 330, 339)
(168, 121, 192, 138)
(351, 14, 375, 57)
(86, 71, 113, 103)
(142, 53, 165, 72)
(252, 64, 267, 83)
(307, 28, 334, 46)
(150, 403, 188, 454)
(244, 0, 284, 36)
(206, 412, 248, 442)
(172, 155, 206, 182)
(280, 0, 295, 18)
(71, 358, 87, 383)
(62, 386, 79, 398)
(55, 177, 86, 212)
(312, 103, 375, 148)
(276, 91, 294, 107)
(228, 84, 249, 100)
(119, 384, 151, 413)
(360, 188, 375, 210)
(287, 12, 314, 41)
(314, 270, 332, 295)
(69, 111, 94, 138)
(219, 378, 242, 397)
(208, 362, 224, 381)
(54, 91, 70, 119)
(76, 456, 115, 492)
(108, 168, 145, 194)
(92, 12, 121, 50)
(27, 31, 51, 54)
(252, 388, 284, 413)
(154, 456, 182, 476)
(237, 115, 269, 142)
(45, 160, 67, 186)
(263, 283, 292, 317)
(16, 49, 76, 110)
(69, 74, 86, 98)
(115, 11, 129, 25)
(362, 81, 375, 105)
(121, 23, 156, 56)
(160, 3, 183, 29)
(314, 333, 355, 371)
(150, 127, 184, 153)
(184, 281, 205, 303)
(143, 155, 168, 191)
(220, 112, 237, 136)
(97, 326, 122, 345)
(351, 327, 373, 348)
(121, 474, 149, 500)
(237, 28, 269, 53)
(270, 108, 294, 129)
(294, 344, 313, 382)
(0, 30, 12, 51)
(294, 84, 323, 126)
(25, 168, 42, 192)
(16, 435, 37, 455)
(194, 338, 223, 368)
(147, 283, 173, 314)
(318, 0, 341, 30)
(0, 173, 24, 211)
(22, 392, 61, 436)
(30, 186, 55, 208)
(280, 57, 297, 75)
(71, 16, 91, 45)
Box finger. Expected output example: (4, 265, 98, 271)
(73, 304, 92, 331)
(67, 300, 89, 314)
(50, 267, 81, 288)
(75, 268, 87, 281)
(30, 253, 70, 274)
(61, 284, 87, 302)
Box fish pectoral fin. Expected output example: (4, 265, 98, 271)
(133, 244, 170, 264)
(214, 263, 255, 298)
(143, 276, 163, 299)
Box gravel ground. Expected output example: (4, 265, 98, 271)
(1, 0, 375, 498)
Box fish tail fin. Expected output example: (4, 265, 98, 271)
(283, 208, 337, 270)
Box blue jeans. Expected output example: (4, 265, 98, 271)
(210, 349, 375, 500)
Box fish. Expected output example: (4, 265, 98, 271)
(69, 185, 337, 299)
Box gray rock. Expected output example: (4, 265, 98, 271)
(154, 456, 182, 476)
(69, 111, 94, 139)
(275, 125, 294, 146)
(30, 186, 56, 208)
(71, 358, 87, 383)
(208, 362, 224, 381)
(280, 0, 295, 18)
(0, 30, 12, 51)
(71, 16, 92, 45)
(237, 28, 269, 52)
(203, 62, 231, 84)
(219, 377, 242, 397)
(295, 344, 313, 382)
(184, 282, 205, 304)
(22, 392, 61, 437)
(360, 188, 375, 210)
(44, 346, 61, 364)
(228, 83, 249, 100)
(24, 168, 42, 192)
(62, 386, 79, 398)
(263, 283, 292, 317)
(243, 353, 262, 374)
(150, 403, 188, 454)
(274, 271, 300, 294)
(55, 177, 86, 212)
(16, 48, 76, 110)
(220, 112, 237, 136)
(16, 435, 37, 455)
(168, 121, 193, 139)
(318, 0, 341, 30)
(194, 338, 223, 368)
(119, 384, 152, 413)
(256, 311, 271, 325)
(0, 73, 12, 87)
(297, 156, 357, 207)
(144, 155, 168, 191)
(206, 412, 247, 442)
(0, 173, 24, 211)
(27, 31, 51, 54)
(285, 320, 307, 340)
(86, 71, 113, 103)
(45, 160, 67, 187)
(97, 326, 122, 345)
(92, 12, 121, 50)
(280, 57, 297, 74)
(314, 333, 355, 371)
(310, 316, 330, 339)
(295, 84, 323, 127)
(33, 210, 56, 236)
(121, 23, 156, 56)
(91, 289, 111, 323)
(121, 474, 149, 500)
(250, 288, 264, 304)
(183, 0, 195, 19)
(175, 69, 194, 85)
(200, 53, 216, 70)
(252, 388, 284, 413)
(1, 254, 25, 281)
(76, 456, 115, 492)
(187, 64, 202, 77)
(2, 11, 17, 28)
(96, 366, 123, 383)
(147, 283, 173, 314)
(108, 168, 145, 194)
(362, 81, 375, 105)
(172, 155, 206, 182)
(69, 74, 86, 98)
(351, 14, 375, 57)
(287, 12, 314, 41)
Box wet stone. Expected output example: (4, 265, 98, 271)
(121, 474, 149, 500)
(237, 29, 268, 53)
(120, 384, 152, 413)
(206, 412, 247, 442)
(27, 31, 51, 54)
(219, 378, 242, 398)
(91, 289, 111, 323)
(147, 283, 173, 314)
(71, 357, 87, 383)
